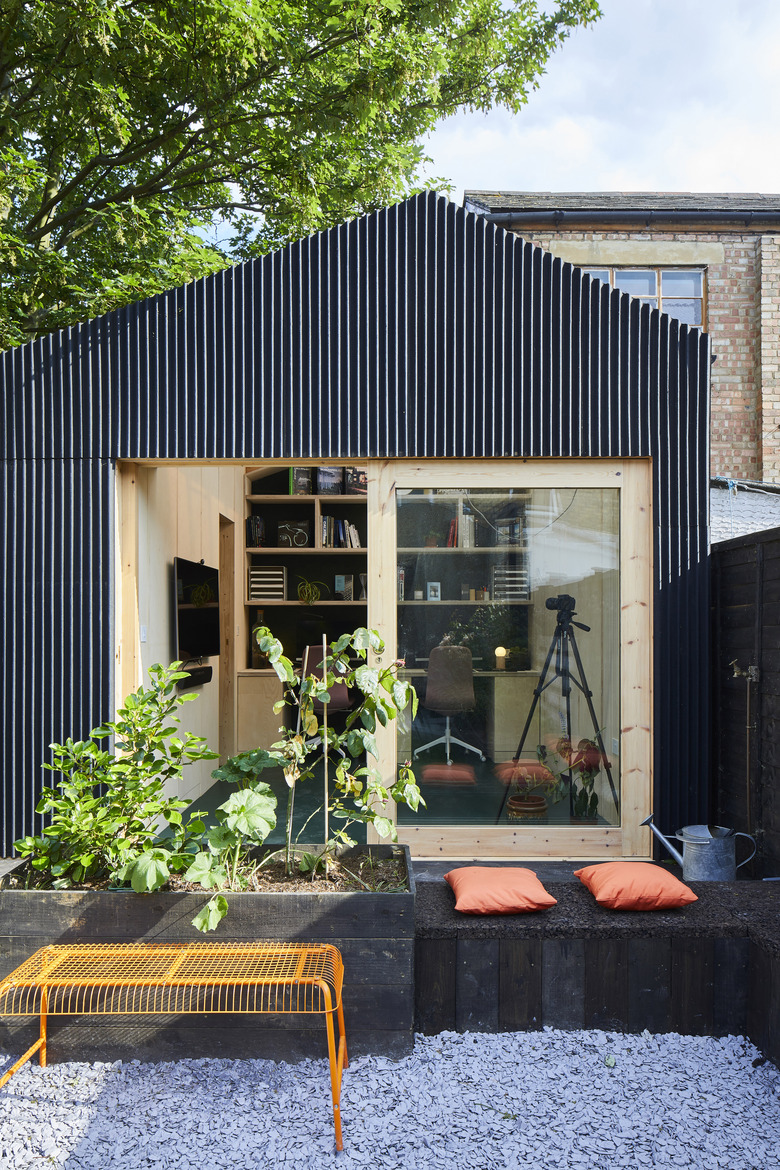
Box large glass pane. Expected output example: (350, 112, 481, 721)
(661, 270, 703, 297)
(582, 269, 610, 284)
(614, 269, 656, 296)
(662, 299, 702, 326)
(397, 488, 620, 829)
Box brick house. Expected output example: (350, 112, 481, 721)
(464, 192, 780, 484)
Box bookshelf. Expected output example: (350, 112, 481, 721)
(395, 489, 532, 669)
(243, 465, 369, 668)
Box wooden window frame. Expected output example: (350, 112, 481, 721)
(366, 459, 654, 861)
(583, 266, 707, 330)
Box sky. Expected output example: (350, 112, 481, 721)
(421, 0, 780, 203)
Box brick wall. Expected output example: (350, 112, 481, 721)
(512, 227, 778, 483)
(759, 236, 780, 481)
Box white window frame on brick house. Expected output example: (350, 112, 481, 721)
(582, 267, 705, 328)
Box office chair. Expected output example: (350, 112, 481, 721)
(414, 643, 485, 765)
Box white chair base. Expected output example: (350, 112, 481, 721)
(414, 715, 485, 764)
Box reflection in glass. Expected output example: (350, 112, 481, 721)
(396, 488, 620, 830)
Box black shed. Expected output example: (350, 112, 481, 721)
(1, 192, 709, 858)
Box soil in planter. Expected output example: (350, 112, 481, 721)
(224, 853, 409, 893)
(5, 852, 410, 895)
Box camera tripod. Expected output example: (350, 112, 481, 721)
(496, 594, 619, 821)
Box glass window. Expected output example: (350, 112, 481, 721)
(582, 266, 705, 327)
(396, 487, 620, 830)
(661, 270, 703, 297)
(614, 269, 657, 296)
(664, 299, 702, 326)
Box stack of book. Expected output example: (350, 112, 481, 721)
(245, 515, 266, 547)
(321, 516, 362, 548)
(458, 511, 476, 549)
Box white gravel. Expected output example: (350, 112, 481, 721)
(0, 1029, 778, 1169)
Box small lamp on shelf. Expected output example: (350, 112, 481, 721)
(495, 645, 507, 671)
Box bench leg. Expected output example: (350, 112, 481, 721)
(319, 982, 347, 1152)
(0, 986, 49, 1090)
(337, 997, 348, 1070)
(0, 1037, 46, 1089)
(39, 987, 48, 1067)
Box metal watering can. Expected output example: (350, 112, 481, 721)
(641, 815, 756, 881)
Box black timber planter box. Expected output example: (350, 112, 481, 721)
(0, 845, 415, 1063)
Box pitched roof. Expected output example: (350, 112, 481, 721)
(464, 191, 780, 215)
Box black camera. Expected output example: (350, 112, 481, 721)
(546, 593, 576, 614)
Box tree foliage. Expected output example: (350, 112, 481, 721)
(0, 0, 600, 347)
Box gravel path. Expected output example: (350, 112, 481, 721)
(1, 1029, 778, 1169)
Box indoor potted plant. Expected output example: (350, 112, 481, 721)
(494, 757, 561, 819)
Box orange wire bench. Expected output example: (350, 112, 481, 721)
(0, 941, 348, 1150)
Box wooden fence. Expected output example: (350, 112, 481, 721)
(711, 526, 780, 877)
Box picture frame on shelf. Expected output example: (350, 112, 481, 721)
(427, 582, 441, 602)
(277, 519, 312, 547)
(334, 573, 354, 601)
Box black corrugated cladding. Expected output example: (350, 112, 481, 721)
(0, 191, 709, 853)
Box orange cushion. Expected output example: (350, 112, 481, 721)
(574, 862, 698, 910)
(444, 866, 557, 914)
(493, 759, 555, 787)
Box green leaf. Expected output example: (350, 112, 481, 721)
(206, 825, 238, 856)
(218, 786, 277, 841)
(373, 816, 396, 840)
(128, 849, 170, 893)
(185, 852, 225, 889)
(192, 895, 229, 933)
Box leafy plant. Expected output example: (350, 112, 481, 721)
(542, 735, 603, 818)
(185, 784, 278, 932)
(14, 634, 424, 935)
(255, 625, 424, 877)
(297, 577, 328, 606)
(494, 758, 561, 797)
(446, 604, 527, 666)
(14, 662, 217, 889)
(0, 0, 600, 347)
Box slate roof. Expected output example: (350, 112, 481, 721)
(710, 480, 780, 543)
(464, 191, 780, 216)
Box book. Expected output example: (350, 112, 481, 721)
(344, 466, 367, 494)
(246, 515, 266, 547)
(316, 466, 343, 494)
(459, 512, 475, 549)
(289, 467, 314, 495)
